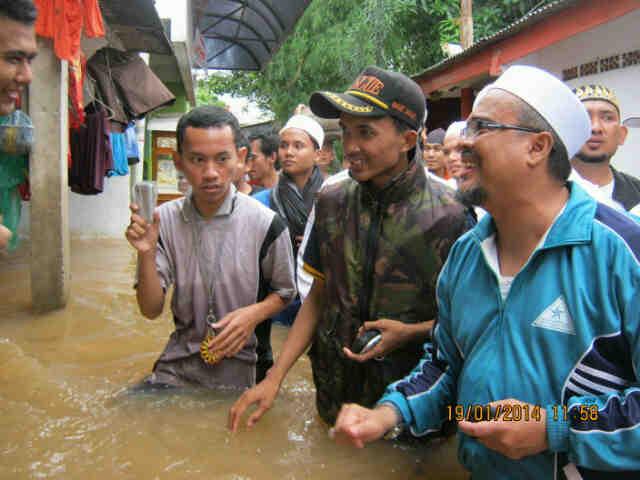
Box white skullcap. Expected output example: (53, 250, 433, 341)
(473, 65, 591, 159)
(279, 114, 324, 149)
(473, 83, 493, 107)
(445, 121, 466, 139)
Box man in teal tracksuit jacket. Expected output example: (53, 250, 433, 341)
(329, 66, 639, 479)
(380, 182, 640, 478)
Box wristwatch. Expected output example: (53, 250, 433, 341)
(379, 402, 404, 440)
(383, 422, 404, 440)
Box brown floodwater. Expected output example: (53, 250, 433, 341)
(0, 239, 468, 479)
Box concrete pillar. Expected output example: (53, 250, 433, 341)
(29, 38, 70, 312)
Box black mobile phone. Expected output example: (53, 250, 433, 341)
(351, 329, 382, 354)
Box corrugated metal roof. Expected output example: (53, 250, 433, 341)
(192, 0, 312, 71)
(100, 0, 174, 55)
(413, 0, 579, 81)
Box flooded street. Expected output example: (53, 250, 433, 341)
(0, 239, 467, 479)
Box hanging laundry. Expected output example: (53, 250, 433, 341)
(82, 0, 105, 37)
(124, 122, 140, 165)
(69, 54, 86, 130)
(69, 104, 113, 195)
(87, 48, 175, 127)
(33, 0, 55, 38)
(107, 132, 129, 177)
(34, 0, 104, 62)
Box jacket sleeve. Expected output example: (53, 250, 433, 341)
(546, 387, 640, 471)
(377, 249, 462, 436)
(546, 228, 640, 471)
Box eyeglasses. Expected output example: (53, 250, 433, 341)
(462, 118, 542, 139)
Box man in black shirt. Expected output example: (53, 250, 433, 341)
(572, 84, 640, 211)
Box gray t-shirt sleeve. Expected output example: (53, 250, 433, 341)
(260, 214, 297, 302)
(155, 233, 174, 292)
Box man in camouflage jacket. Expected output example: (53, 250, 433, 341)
(229, 66, 467, 429)
(306, 152, 467, 422)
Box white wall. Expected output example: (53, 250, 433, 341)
(19, 174, 131, 240)
(68, 175, 131, 238)
(155, 0, 188, 42)
(511, 9, 640, 178)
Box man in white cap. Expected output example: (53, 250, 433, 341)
(330, 66, 640, 478)
(250, 113, 325, 378)
(253, 113, 325, 256)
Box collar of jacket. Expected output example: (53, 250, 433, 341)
(359, 151, 426, 206)
(471, 181, 596, 250)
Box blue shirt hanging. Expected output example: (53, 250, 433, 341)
(108, 132, 129, 176)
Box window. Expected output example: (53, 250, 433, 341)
(151, 131, 183, 204)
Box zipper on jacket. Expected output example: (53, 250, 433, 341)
(359, 200, 383, 325)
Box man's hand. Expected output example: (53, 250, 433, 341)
(125, 204, 160, 254)
(208, 305, 260, 358)
(458, 398, 549, 460)
(0, 214, 11, 250)
(343, 319, 432, 362)
(331, 403, 399, 448)
(228, 376, 280, 432)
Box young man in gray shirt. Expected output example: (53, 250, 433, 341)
(126, 106, 296, 390)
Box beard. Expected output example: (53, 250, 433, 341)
(455, 147, 487, 207)
(575, 152, 610, 164)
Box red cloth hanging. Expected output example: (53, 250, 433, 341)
(83, 0, 105, 38)
(34, 0, 104, 61)
(34, 0, 55, 38)
(68, 54, 86, 130)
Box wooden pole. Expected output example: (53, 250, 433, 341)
(460, 0, 474, 49)
(460, 0, 474, 118)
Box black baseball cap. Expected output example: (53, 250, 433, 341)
(309, 66, 427, 131)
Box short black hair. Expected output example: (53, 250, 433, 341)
(248, 132, 279, 157)
(237, 132, 251, 165)
(0, 0, 37, 25)
(176, 105, 246, 153)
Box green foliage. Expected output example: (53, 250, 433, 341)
(472, 0, 550, 39)
(196, 0, 553, 122)
(195, 80, 226, 107)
